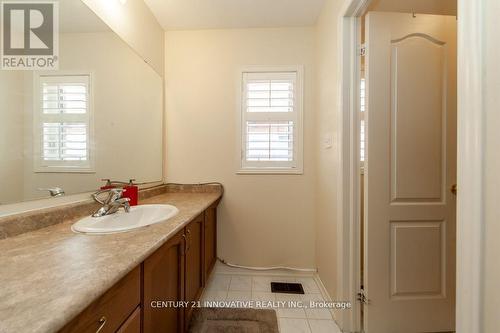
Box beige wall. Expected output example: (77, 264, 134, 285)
(314, 0, 344, 300)
(482, 0, 500, 330)
(368, 0, 457, 15)
(21, 32, 163, 201)
(164, 28, 317, 268)
(82, 0, 164, 76)
(0, 72, 25, 204)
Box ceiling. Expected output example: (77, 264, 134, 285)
(143, 0, 327, 30)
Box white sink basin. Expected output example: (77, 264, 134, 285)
(72, 204, 179, 234)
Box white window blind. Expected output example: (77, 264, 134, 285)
(35, 75, 93, 172)
(239, 68, 303, 173)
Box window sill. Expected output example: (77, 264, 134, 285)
(237, 168, 303, 175)
(34, 167, 96, 174)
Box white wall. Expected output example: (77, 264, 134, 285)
(22, 32, 163, 201)
(0, 72, 24, 204)
(315, 0, 344, 301)
(82, 0, 164, 76)
(164, 27, 317, 268)
(482, 0, 500, 330)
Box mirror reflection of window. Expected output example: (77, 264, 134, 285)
(35, 74, 93, 173)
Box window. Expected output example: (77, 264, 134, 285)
(34, 74, 94, 173)
(238, 66, 304, 174)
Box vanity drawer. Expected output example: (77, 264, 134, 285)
(59, 267, 141, 333)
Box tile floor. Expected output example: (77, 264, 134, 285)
(201, 262, 342, 333)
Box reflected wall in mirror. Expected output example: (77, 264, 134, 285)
(0, 0, 163, 205)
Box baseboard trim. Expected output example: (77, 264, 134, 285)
(217, 258, 317, 273)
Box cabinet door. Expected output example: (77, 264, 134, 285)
(204, 206, 217, 281)
(116, 307, 140, 333)
(185, 214, 204, 326)
(143, 231, 185, 333)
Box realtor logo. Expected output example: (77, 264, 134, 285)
(1, 1, 59, 70)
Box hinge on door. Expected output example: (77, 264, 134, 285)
(359, 44, 366, 57)
(357, 288, 369, 305)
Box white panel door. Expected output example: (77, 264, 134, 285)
(364, 12, 457, 333)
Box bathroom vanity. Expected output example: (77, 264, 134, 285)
(59, 203, 218, 333)
(0, 186, 222, 333)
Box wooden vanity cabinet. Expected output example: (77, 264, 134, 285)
(143, 230, 186, 333)
(60, 204, 218, 333)
(116, 307, 141, 333)
(144, 209, 218, 333)
(204, 204, 217, 280)
(59, 267, 141, 333)
(143, 213, 207, 332)
(184, 214, 204, 326)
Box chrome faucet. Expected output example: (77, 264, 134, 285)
(92, 188, 131, 217)
(38, 187, 65, 197)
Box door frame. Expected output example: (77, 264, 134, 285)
(337, 0, 484, 332)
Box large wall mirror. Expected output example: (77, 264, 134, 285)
(0, 0, 163, 205)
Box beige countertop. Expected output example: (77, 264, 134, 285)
(0, 190, 222, 333)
